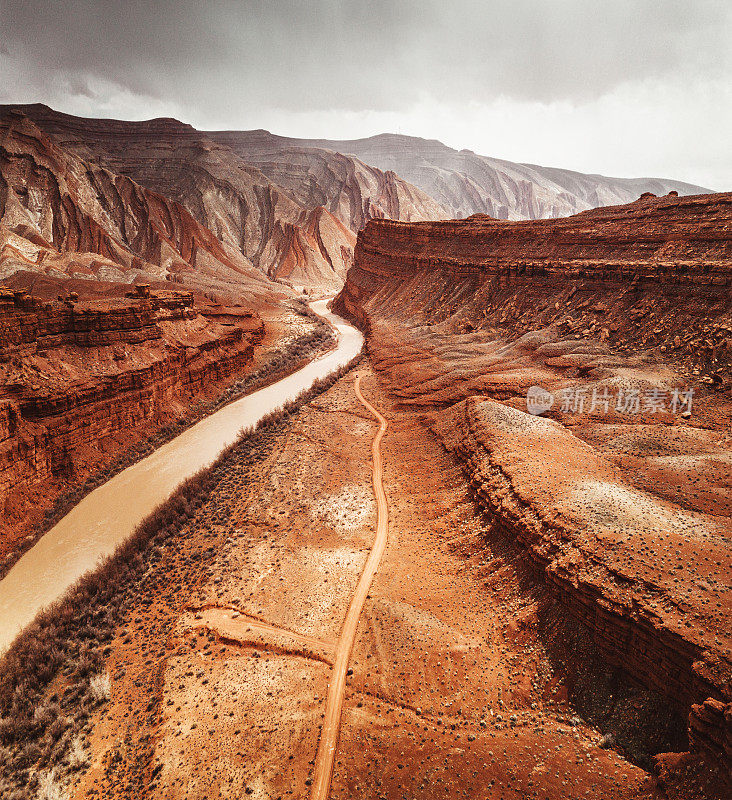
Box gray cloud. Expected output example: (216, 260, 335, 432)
(1, 0, 730, 186)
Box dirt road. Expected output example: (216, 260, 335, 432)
(310, 374, 389, 800)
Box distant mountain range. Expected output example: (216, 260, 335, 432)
(0, 104, 711, 292)
(217, 129, 710, 220)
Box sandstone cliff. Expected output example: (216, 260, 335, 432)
(1, 105, 448, 290)
(0, 281, 264, 562)
(336, 192, 732, 778)
(340, 192, 731, 380)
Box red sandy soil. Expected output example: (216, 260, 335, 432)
(335, 193, 732, 771)
(59, 367, 725, 800)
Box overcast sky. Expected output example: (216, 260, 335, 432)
(1, 0, 729, 188)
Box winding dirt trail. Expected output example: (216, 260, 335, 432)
(310, 374, 389, 800)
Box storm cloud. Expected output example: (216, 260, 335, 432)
(1, 0, 730, 187)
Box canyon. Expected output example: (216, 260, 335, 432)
(0, 105, 449, 291)
(1, 104, 712, 295)
(335, 190, 731, 789)
(0, 106, 728, 800)
(0, 269, 338, 576)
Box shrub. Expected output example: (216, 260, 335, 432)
(36, 769, 68, 800)
(88, 672, 110, 703)
(67, 736, 87, 770)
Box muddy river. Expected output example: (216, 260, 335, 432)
(0, 300, 363, 653)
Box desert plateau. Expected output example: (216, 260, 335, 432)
(0, 3, 730, 800)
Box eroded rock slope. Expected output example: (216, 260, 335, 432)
(0, 276, 266, 564)
(336, 191, 732, 780)
(228, 130, 712, 220)
(1, 105, 448, 289)
(0, 115, 279, 299)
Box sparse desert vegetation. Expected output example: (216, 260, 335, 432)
(0, 23, 729, 796)
(0, 354, 358, 799)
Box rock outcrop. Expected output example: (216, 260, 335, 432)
(339, 191, 732, 380)
(0, 105, 448, 290)
(434, 397, 731, 772)
(0, 283, 263, 553)
(336, 191, 732, 778)
(0, 115, 281, 301)
(209, 129, 449, 230)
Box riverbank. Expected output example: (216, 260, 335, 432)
(0, 300, 362, 653)
(0, 299, 335, 581)
(0, 287, 264, 551)
(0, 353, 362, 800)
(3, 360, 727, 799)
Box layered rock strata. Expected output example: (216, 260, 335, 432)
(1, 105, 448, 289)
(0, 114, 284, 299)
(212, 130, 711, 220)
(433, 398, 730, 770)
(339, 192, 732, 380)
(335, 192, 732, 776)
(0, 287, 263, 514)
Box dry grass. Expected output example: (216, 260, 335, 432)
(37, 769, 68, 800)
(0, 352, 360, 797)
(88, 672, 110, 703)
